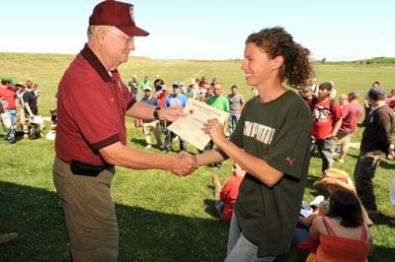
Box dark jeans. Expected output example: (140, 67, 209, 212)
(229, 112, 240, 135)
(1, 109, 17, 143)
(204, 140, 222, 168)
(354, 151, 382, 211)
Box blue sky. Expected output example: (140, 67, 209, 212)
(0, 0, 394, 61)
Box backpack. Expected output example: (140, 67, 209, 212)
(312, 97, 336, 114)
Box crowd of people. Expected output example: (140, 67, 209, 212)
(1, 1, 394, 261)
(0, 76, 44, 143)
(203, 78, 394, 261)
(129, 71, 395, 230)
(299, 79, 395, 218)
(131, 74, 246, 156)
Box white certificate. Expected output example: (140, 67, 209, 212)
(167, 99, 229, 151)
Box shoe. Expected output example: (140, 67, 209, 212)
(145, 144, 152, 149)
(310, 195, 325, 208)
(162, 148, 170, 153)
(0, 232, 18, 245)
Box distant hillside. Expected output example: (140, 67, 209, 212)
(351, 57, 395, 64)
(313, 56, 395, 65)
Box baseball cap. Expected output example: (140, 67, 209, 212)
(172, 81, 182, 88)
(144, 86, 152, 91)
(348, 91, 358, 98)
(89, 0, 149, 37)
(1, 75, 13, 82)
(301, 85, 314, 93)
(15, 82, 26, 89)
(367, 86, 386, 101)
(318, 81, 333, 91)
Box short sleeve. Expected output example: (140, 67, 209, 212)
(264, 105, 312, 178)
(67, 80, 121, 150)
(230, 102, 249, 148)
(332, 102, 343, 122)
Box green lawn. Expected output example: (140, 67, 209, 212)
(0, 53, 394, 261)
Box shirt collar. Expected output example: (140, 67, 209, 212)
(371, 103, 386, 111)
(80, 44, 118, 83)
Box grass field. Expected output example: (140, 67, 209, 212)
(0, 53, 394, 261)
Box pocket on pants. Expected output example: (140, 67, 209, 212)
(358, 156, 377, 179)
(240, 234, 258, 250)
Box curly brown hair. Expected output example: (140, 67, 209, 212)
(246, 27, 313, 88)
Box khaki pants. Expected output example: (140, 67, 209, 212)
(142, 120, 162, 147)
(53, 157, 118, 262)
(16, 106, 28, 134)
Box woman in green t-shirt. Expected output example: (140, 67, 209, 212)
(195, 26, 313, 261)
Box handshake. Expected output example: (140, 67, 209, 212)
(169, 151, 199, 177)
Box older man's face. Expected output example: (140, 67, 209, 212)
(102, 27, 135, 68)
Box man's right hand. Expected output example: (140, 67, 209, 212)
(170, 151, 197, 177)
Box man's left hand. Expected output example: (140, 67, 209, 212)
(161, 107, 185, 122)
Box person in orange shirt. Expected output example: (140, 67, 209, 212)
(307, 189, 373, 262)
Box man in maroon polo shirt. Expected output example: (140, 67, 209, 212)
(53, 1, 196, 261)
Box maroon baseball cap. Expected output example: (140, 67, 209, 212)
(89, 0, 149, 37)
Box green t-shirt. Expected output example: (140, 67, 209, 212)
(230, 90, 312, 257)
(206, 95, 230, 112)
(139, 80, 152, 92)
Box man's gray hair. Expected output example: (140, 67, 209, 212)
(87, 25, 115, 40)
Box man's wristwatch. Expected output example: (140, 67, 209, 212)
(153, 106, 161, 120)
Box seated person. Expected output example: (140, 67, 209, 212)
(307, 189, 373, 262)
(211, 163, 246, 224)
(294, 168, 372, 247)
(315, 168, 372, 226)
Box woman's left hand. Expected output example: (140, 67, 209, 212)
(202, 119, 227, 145)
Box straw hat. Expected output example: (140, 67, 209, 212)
(314, 168, 355, 193)
(314, 168, 373, 226)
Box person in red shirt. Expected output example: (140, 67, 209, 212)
(212, 163, 246, 223)
(0, 76, 17, 143)
(310, 82, 343, 174)
(386, 88, 395, 109)
(335, 92, 363, 163)
(52, 1, 196, 261)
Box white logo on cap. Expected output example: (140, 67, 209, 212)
(129, 6, 134, 22)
